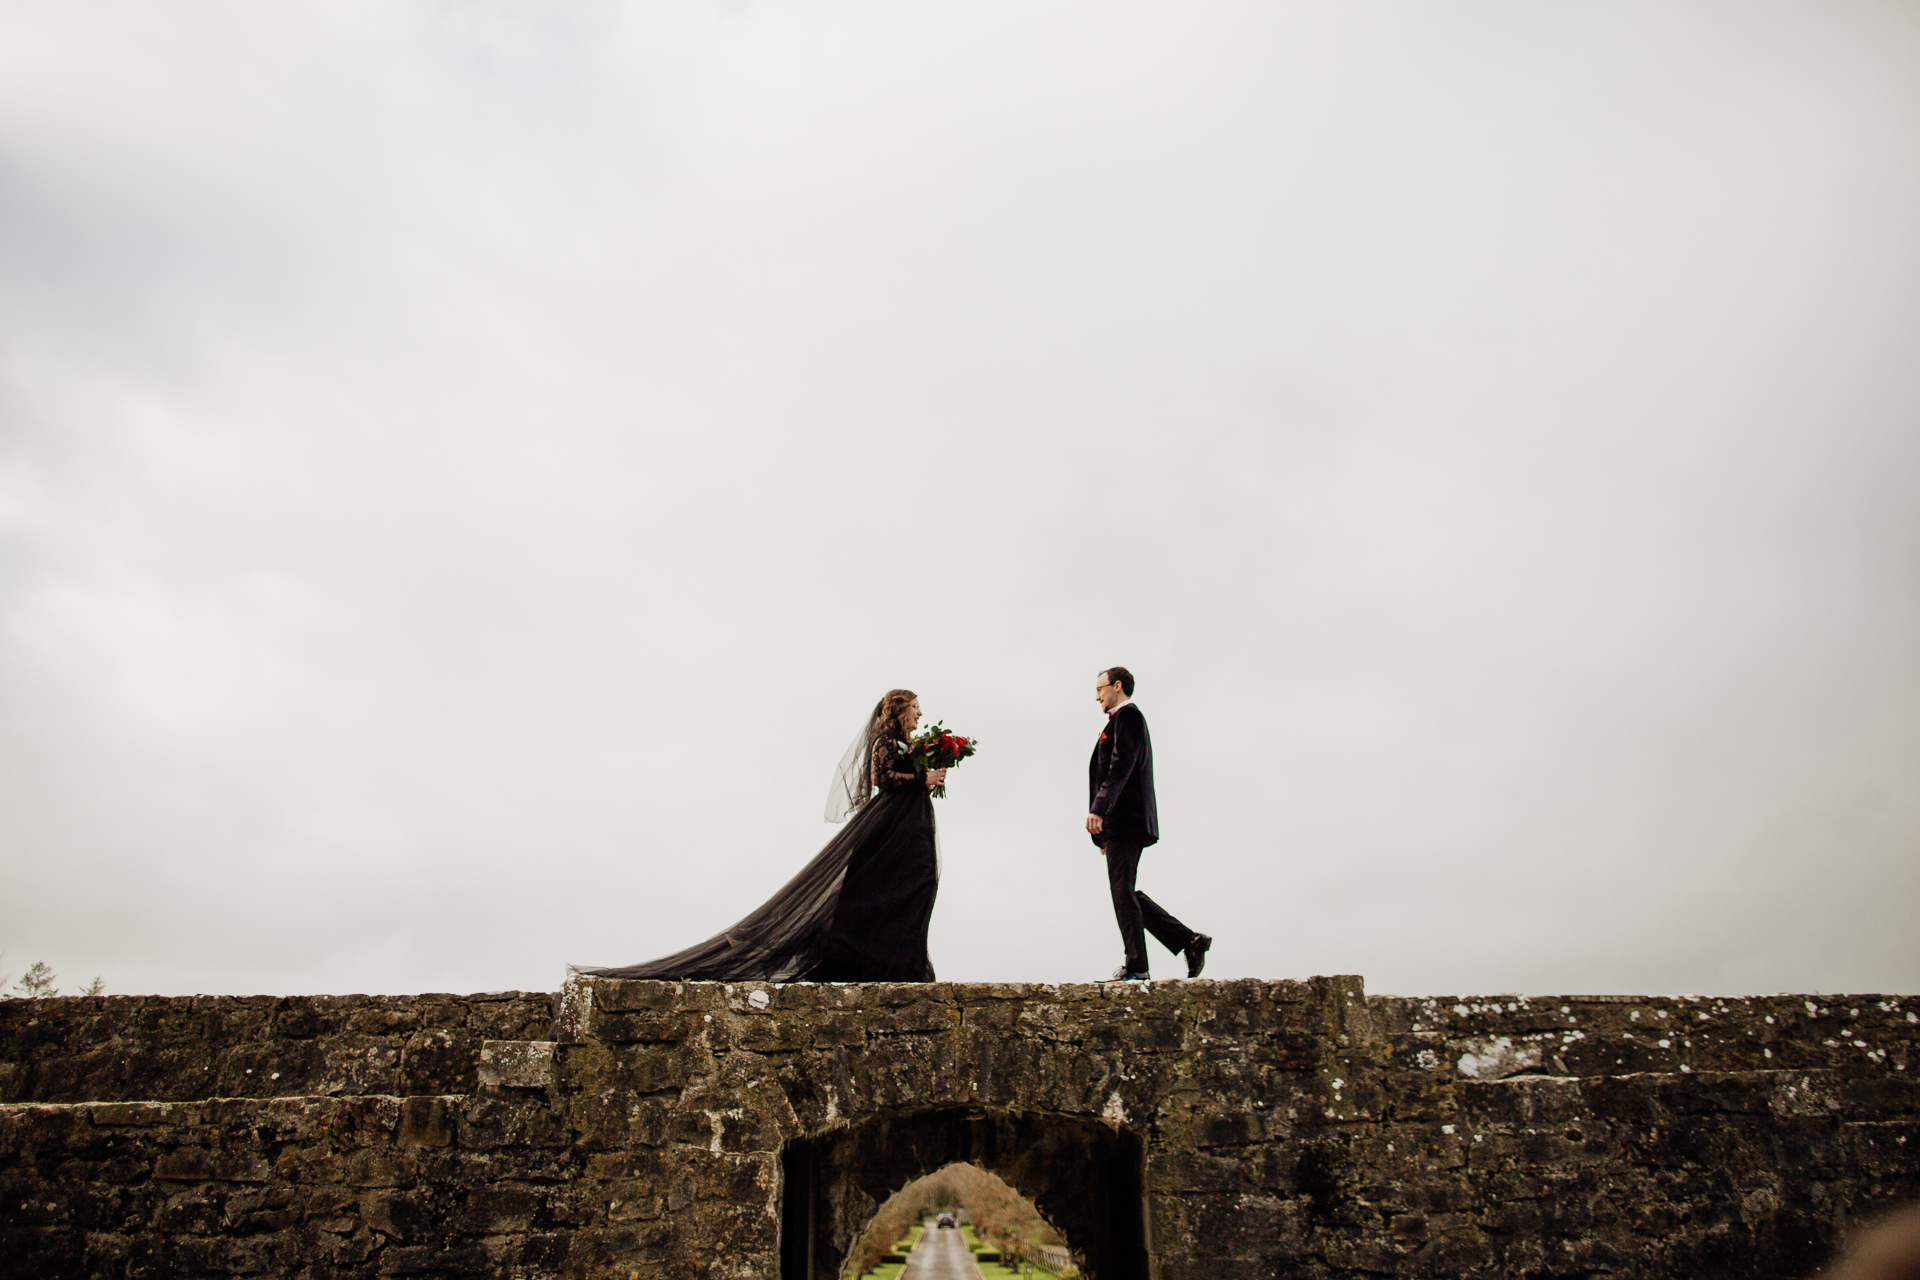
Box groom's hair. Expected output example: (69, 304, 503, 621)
(1102, 666, 1135, 696)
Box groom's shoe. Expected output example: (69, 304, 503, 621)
(1183, 934, 1212, 979)
(1110, 966, 1151, 982)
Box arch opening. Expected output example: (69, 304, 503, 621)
(844, 1162, 1075, 1277)
(779, 1108, 1148, 1280)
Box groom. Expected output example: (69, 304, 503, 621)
(1087, 667, 1211, 981)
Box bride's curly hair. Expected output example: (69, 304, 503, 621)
(873, 688, 919, 741)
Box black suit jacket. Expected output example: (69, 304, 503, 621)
(1088, 702, 1159, 849)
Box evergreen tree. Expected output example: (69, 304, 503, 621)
(17, 960, 57, 997)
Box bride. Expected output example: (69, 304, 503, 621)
(572, 689, 947, 983)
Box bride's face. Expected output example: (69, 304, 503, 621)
(901, 699, 922, 734)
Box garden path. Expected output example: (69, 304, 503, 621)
(899, 1224, 984, 1280)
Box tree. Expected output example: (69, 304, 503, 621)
(842, 1163, 1072, 1278)
(17, 961, 57, 997)
(1, 960, 101, 998)
(845, 1188, 922, 1277)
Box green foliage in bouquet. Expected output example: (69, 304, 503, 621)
(906, 721, 976, 799)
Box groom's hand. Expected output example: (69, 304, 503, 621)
(1086, 812, 1103, 837)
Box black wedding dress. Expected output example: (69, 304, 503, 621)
(572, 723, 939, 983)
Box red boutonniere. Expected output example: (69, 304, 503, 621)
(1098, 733, 1108, 742)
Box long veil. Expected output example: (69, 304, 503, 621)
(571, 698, 889, 983)
(824, 699, 884, 822)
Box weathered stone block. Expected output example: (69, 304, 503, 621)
(399, 1095, 456, 1148)
(153, 1148, 271, 1184)
(862, 1000, 956, 1037)
(87, 1102, 172, 1128)
(478, 1039, 555, 1090)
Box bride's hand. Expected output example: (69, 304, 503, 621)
(925, 768, 948, 788)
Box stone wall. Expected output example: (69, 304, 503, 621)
(2, 978, 1916, 1279)
(0, 993, 552, 1104)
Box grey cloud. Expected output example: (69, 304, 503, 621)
(1, 2, 1915, 998)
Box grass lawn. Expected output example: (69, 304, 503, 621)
(975, 1261, 1075, 1279)
(851, 1225, 1072, 1280)
(955, 1226, 1070, 1279)
(959, 1225, 1005, 1255)
(851, 1226, 922, 1279)
(956, 1226, 1077, 1279)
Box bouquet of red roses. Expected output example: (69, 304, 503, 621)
(906, 721, 976, 798)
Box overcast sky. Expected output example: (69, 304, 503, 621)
(2, 2, 1916, 1000)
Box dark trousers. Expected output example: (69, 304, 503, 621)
(1103, 835, 1197, 974)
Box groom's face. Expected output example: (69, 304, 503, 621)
(1095, 673, 1125, 712)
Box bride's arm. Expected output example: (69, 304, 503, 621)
(872, 739, 920, 790)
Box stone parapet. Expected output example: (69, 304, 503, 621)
(0, 992, 553, 1104)
(0, 978, 1915, 1280)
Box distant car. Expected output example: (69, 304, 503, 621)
(936, 1214, 956, 1229)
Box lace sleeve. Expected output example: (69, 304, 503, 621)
(872, 738, 920, 791)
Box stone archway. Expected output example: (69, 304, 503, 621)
(779, 1106, 1149, 1280)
